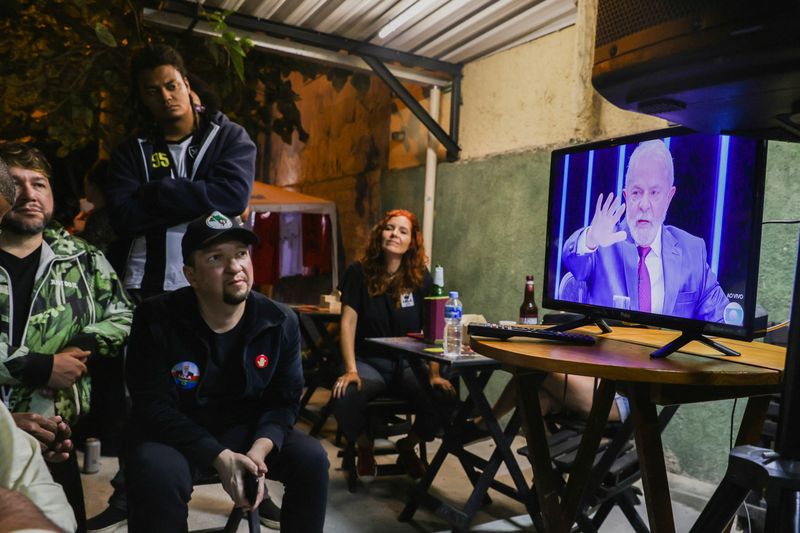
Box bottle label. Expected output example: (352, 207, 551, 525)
(445, 305, 462, 319)
(433, 266, 444, 287)
(519, 317, 538, 325)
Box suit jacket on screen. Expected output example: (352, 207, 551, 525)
(562, 223, 730, 322)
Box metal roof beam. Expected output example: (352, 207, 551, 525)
(360, 54, 460, 161)
(142, 8, 451, 87)
(156, 0, 462, 77)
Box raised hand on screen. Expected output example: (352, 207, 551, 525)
(586, 192, 627, 249)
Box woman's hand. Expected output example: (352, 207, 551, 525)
(430, 375, 456, 397)
(332, 371, 361, 399)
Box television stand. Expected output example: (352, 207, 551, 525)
(547, 315, 613, 334)
(651, 331, 740, 359)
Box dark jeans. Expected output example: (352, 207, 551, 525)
(330, 357, 453, 443)
(50, 452, 86, 533)
(126, 426, 329, 533)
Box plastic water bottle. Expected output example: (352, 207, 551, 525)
(443, 291, 463, 357)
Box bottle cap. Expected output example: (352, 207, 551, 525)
(526, 275, 534, 281)
(449, 291, 459, 298)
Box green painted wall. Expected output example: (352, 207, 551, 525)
(381, 140, 800, 482)
(383, 151, 553, 322)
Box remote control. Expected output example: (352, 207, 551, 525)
(468, 323, 596, 345)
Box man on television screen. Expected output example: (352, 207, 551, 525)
(562, 139, 730, 322)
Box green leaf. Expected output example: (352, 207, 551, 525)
(231, 53, 245, 82)
(94, 22, 117, 47)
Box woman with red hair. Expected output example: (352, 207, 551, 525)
(331, 210, 454, 481)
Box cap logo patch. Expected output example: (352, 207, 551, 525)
(206, 211, 232, 229)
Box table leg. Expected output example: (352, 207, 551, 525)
(561, 379, 615, 523)
(399, 361, 495, 526)
(735, 395, 771, 446)
(515, 369, 571, 533)
(460, 371, 536, 520)
(627, 383, 676, 533)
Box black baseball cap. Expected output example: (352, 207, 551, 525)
(181, 211, 258, 263)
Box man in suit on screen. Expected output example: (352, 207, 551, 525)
(562, 139, 730, 322)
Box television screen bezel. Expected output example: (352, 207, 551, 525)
(541, 126, 768, 341)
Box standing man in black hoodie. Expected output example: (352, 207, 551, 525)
(104, 44, 255, 302)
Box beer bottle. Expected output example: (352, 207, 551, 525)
(519, 275, 539, 325)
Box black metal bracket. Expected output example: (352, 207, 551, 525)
(360, 54, 460, 162)
(184, 0, 200, 34)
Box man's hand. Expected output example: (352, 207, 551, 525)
(11, 413, 73, 463)
(11, 412, 59, 444)
(45, 418, 73, 463)
(47, 349, 91, 389)
(212, 449, 261, 510)
(585, 192, 627, 250)
(244, 438, 273, 509)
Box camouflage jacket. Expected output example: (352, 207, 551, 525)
(0, 224, 133, 424)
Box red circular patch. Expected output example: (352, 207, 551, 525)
(255, 354, 269, 368)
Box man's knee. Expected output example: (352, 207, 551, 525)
(281, 433, 329, 482)
(126, 442, 191, 496)
(297, 436, 330, 477)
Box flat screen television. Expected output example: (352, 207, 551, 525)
(542, 127, 767, 357)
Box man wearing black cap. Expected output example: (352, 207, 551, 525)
(123, 211, 329, 533)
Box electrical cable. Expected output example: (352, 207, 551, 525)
(743, 494, 752, 533)
(730, 397, 738, 451)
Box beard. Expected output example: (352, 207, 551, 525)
(223, 287, 250, 305)
(628, 224, 656, 247)
(1, 210, 51, 235)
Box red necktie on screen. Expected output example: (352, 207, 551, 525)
(637, 246, 652, 313)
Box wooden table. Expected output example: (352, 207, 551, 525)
(471, 327, 785, 533)
(366, 337, 538, 532)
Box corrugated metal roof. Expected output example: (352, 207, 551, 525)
(193, 0, 577, 64)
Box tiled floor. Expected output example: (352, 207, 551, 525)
(79, 392, 740, 532)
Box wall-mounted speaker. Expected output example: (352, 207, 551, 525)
(593, 0, 800, 140)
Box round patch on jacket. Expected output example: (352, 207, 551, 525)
(171, 361, 200, 390)
(255, 354, 269, 369)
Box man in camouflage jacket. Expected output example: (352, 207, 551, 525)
(0, 223, 133, 422)
(0, 142, 132, 532)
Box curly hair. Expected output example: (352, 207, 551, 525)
(129, 44, 197, 135)
(360, 209, 428, 304)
